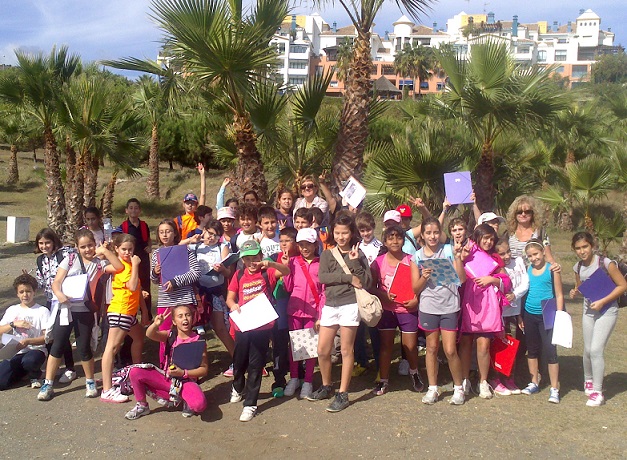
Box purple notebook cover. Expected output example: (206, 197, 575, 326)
(541, 298, 557, 330)
(577, 268, 617, 312)
(444, 171, 473, 205)
(464, 246, 499, 278)
(158, 245, 190, 283)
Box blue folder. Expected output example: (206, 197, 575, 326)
(158, 245, 190, 283)
(541, 298, 557, 330)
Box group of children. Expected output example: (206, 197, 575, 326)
(1, 176, 625, 423)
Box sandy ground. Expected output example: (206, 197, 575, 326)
(0, 241, 626, 459)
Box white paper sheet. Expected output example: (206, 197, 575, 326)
(0, 335, 22, 359)
(61, 273, 89, 301)
(229, 293, 278, 332)
(339, 176, 367, 209)
(551, 310, 573, 349)
(289, 328, 319, 361)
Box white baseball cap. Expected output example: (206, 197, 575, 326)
(383, 210, 402, 223)
(296, 228, 318, 244)
(478, 212, 505, 225)
(217, 207, 236, 220)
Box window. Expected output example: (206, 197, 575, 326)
(558, 38, 567, 44)
(330, 81, 339, 88)
(288, 76, 306, 85)
(289, 44, 308, 54)
(420, 81, 429, 89)
(382, 65, 395, 75)
(518, 45, 530, 53)
(288, 60, 308, 69)
(537, 50, 547, 62)
(277, 43, 285, 53)
(555, 66, 564, 73)
(571, 65, 588, 78)
(555, 50, 567, 62)
(436, 82, 445, 91)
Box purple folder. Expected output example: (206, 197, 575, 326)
(578, 268, 617, 312)
(541, 298, 557, 330)
(158, 245, 190, 284)
(444, 171, 473, 205)
(464, 244, 499, 278)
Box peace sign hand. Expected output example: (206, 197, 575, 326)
(348, 243, 360, 260)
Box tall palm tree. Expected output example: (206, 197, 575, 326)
(0, 46, 81, 237)
(435, 40, 567, 211)
(0, 107, 31, 184)
(394, 44, 433, 98)
(335, 40, 354, 86)
(315, 0, 434, 199)
(126, 0, 289, 201)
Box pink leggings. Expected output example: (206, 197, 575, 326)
(129, 367, 207, 413)
(157, 307, 173, 366)
(289, 316, 316, 383)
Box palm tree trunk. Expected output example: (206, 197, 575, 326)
(100, 171, 118, 219)
(68, 148, 86, 231)
(565, 148, 576, 165)
(475, 142, 496, 212)
(147, 123, 160, 199)
(43, 127, 68, 238)
(65, 135, 76, 203)
(7, 144, 19, 184)
(331, 32, 372, 200)
(232, 113, 268, 201)
(622, 193, 627, 256)
(84, 152, 99, 208)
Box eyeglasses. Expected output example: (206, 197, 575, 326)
(300, 184, 314, 191)
(516, 209, 533, 216)
(205, 232, 218, 237)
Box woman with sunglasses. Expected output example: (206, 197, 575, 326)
(292, 175, 329, 226)
(506, 196, 555, 266)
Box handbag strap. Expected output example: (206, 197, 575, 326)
(296, 256, 320, 307)
(331, 247, 352, 276)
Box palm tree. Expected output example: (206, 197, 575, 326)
(434, 40, 567, 211)
(316, 0, 434, 200)
(394, 44, 433, 98)
(0, 46, 81, 237)
(0, 107, 31, 184)
(335, 40, 354, 86)
(121, 0, 289, 201)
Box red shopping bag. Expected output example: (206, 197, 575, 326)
(490, 335, 520, 377)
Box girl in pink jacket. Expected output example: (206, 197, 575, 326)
(282, 228, 323, 399)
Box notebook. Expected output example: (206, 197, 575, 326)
(418, 258, 461, 286)
(464, 245, 499, 278)
(158, 245, 190, 283)
(444, 171, 473, 205)
(171, 341, 206, 370)
(577, 268, 617, 311)
(541, 298, 557, 330)
(388, 263, 415, 303)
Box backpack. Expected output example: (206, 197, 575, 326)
(36, 250, 65, 278)
(577, 256, 627, 308)
(121, 219, 150, 243)
(236, 268, 276, 308)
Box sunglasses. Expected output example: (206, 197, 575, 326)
(300, 184, 315, 190)
(516, 210, 533, 216)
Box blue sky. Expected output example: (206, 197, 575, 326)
(0, 1, 624, 70)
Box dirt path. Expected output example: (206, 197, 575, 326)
(1, 242, 626, 459)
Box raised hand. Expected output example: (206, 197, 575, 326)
(197, 163, 205, 175)
(409, 195, 426, 209)
(131, 255, 141, 266)
(348, 243, 360, 260)
(222, 177, 231, 188)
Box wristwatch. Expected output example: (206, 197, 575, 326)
(9, 321, 15, 329)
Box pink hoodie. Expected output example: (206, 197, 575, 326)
(283, 255, 323, 319)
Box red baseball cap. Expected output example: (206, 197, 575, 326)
(396, 204, 412, 218)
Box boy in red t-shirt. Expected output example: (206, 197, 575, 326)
(226, 240, 290, 422)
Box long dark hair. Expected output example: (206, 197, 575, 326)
(330, 211, 360, 248)
(34, 228, 63, 254)
(471, 224, 498, 254)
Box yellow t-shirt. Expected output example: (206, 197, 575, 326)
(108, 260, 141, 315)
(175, 213, 197, 241)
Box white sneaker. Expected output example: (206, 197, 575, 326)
(421, 387, 439, 405)
(30, 379, 42, 389)
(100, 388, 130, 403)
(397, 359, 410, 376)
(586, 392, 605, 407)
(449, 388, 465, 405)
(59, 369, 77, 384)
(239, 406, 257, 422)
(85, 381, 99, 398)
(284, 378, 300, 397)
(479, 380, 493, 399)
(230, 387, 243, 403)
(299, 382, 313, 399)
(462, 378, 471, 396)
(548, 387, 560, 404)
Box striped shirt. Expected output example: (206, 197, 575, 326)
(150, 247, 201, 309)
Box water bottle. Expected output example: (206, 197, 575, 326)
(103, 218, 113, 243)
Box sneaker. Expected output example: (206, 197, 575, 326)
(30, 379, 42, 389)
(491, 379, 512, 396)
(262, 367, 269, 377)
(462, 378, 471, 396)
(372, 381, 389, 396)
(230, 387, 243, 403)
(239, 406, 257, 422)
(307, 384, 333, 401)
(548, 387, 560, 404)
(352, 364, 368, 377)
(417, 345, 427, 357)
(586, 392, 605, 407)
(503, 377, 521, 395)
(125, 402, 150, 420)
(299, 382, 313, 399)
(397, 359, 410, 376)
(100, 388, 130, 403)
(223, 364, 234, 378)
(59, 369, 77, 384)
(584, 380, 594, 396)
(449, 388, 465, 405)
(422, 387, 440, 405)
(284, 378, 301, 397)
(521, 382, 540, 395)
(272, 387, 284, 398)
(326, 391, 349, 412)
(410, 372, 424, 392)
(37, 383, 54, 401)
(85, 381, 98, 398)
(182, 402, 194, 417)
(479, 380, 493, 399)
